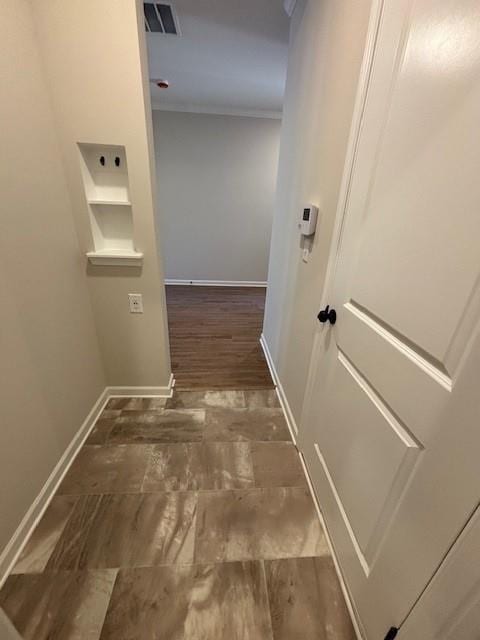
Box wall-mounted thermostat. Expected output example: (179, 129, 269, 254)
(300, 204, 318, 236)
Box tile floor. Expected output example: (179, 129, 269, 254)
(0, 389, 356, 640)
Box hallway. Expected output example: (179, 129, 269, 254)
(166, 286, 273, 389)
(0, 390, 355, 639)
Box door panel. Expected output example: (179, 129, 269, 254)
(317, 352, 420, 558)
(300, 0, 480, 637)
(339, 302, 450, 439)
(343, 0, 480, 371)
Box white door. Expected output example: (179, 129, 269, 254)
(401, 505, 480, 640)
(299, 0, 480, 638)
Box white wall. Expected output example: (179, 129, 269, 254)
(263, 0, 373, 421)
(0, 0, 105, 561)
(31, 0, 172, 387)
(153, 111, 281, 283)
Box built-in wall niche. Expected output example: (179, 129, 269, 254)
(78, 143, 143, 266)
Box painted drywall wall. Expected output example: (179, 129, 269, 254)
(30, 0, 171, 386)
(153, 111, 281, 282)
(0, 0, 105, 558)
(263, 0, 372, 421)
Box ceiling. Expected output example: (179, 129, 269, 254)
(146, 0, 290, 117)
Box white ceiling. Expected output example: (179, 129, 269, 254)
(146, 0, 290, 117)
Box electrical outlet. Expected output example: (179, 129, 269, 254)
(128, 293, 143, 313)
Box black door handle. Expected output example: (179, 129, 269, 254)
(317, 305, 337, 325)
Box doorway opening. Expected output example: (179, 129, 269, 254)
(144, 0, 289, 388)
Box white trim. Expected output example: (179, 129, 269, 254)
(260, 333, 298, 442)
(260, 332, 364, 637)
(0, 387, 109, 586)
(151, 103, 282, 120)
(165, 279, 267, 288)
(86, 251, 143, 267)
(300, 0, 385, 432)
(0, 375, 175, 586)
(294, 3, 387, 637)
(298, 449, 366, 639)
(106, 373, 175, 398)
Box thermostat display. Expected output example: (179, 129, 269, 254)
(300, 204, 318, 236)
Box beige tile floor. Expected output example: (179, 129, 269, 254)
(0, 389, 356, 640)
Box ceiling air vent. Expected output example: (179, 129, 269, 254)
(144, 3, 180, 35)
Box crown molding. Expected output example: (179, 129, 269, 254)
(151, 103, 282, 120)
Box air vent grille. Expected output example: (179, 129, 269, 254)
(144, 3, 179, 35)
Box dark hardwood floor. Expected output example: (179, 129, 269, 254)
(165, 286, 274, 389)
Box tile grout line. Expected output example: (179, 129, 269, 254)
(261, 558, 276, 640)
(192, 491, 201, 565)
(56, 485, 311, 499)
(138, 444, 155, 494)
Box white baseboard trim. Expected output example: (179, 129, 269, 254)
(298, 450, 365, 639)
(0, 375, 176, 587)
(107, 374, 175, 398)
(259, 333, 298, 443)
(0, 387, 109, 586)
(260, 333, 363, 638)
(165, 279, 267, 288)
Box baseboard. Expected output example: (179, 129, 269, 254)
(106, 374, 175, 398)
(165, 279, 267, 288)
(259, 333, 298, 443)
(0, 375, 176, 587)
(260, 333, 363, 638)
(298, 451, 365, 640)
(0, 387, 109, 586)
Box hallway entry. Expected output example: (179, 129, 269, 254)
(166, 286, 273, 389)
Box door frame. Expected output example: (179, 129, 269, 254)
(300, 0, 385, 436)
(296, 2, 385, 636)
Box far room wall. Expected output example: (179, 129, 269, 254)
(153, 110, 281, 283)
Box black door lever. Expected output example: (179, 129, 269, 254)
(317, 305, 337, 325)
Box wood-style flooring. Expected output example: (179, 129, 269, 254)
(0, 390, 356, 640)
(166, 285, 273, 389)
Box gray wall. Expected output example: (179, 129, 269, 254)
(0, 0, 105, 558)
(263, 0, 373, 421)
(153, 111, 281, 283)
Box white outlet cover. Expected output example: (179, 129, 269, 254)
(128, 293, 143, 313)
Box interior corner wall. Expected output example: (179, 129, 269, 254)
(30, 0, 171, 387)
(0, 0, 105, 558)
(152, 111, 281, 283)
(263, 0, 373, 422)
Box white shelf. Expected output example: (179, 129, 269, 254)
(86, 250, 143, 266)
(78, 143, 140, 266)
(87, 198, 131, 206)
